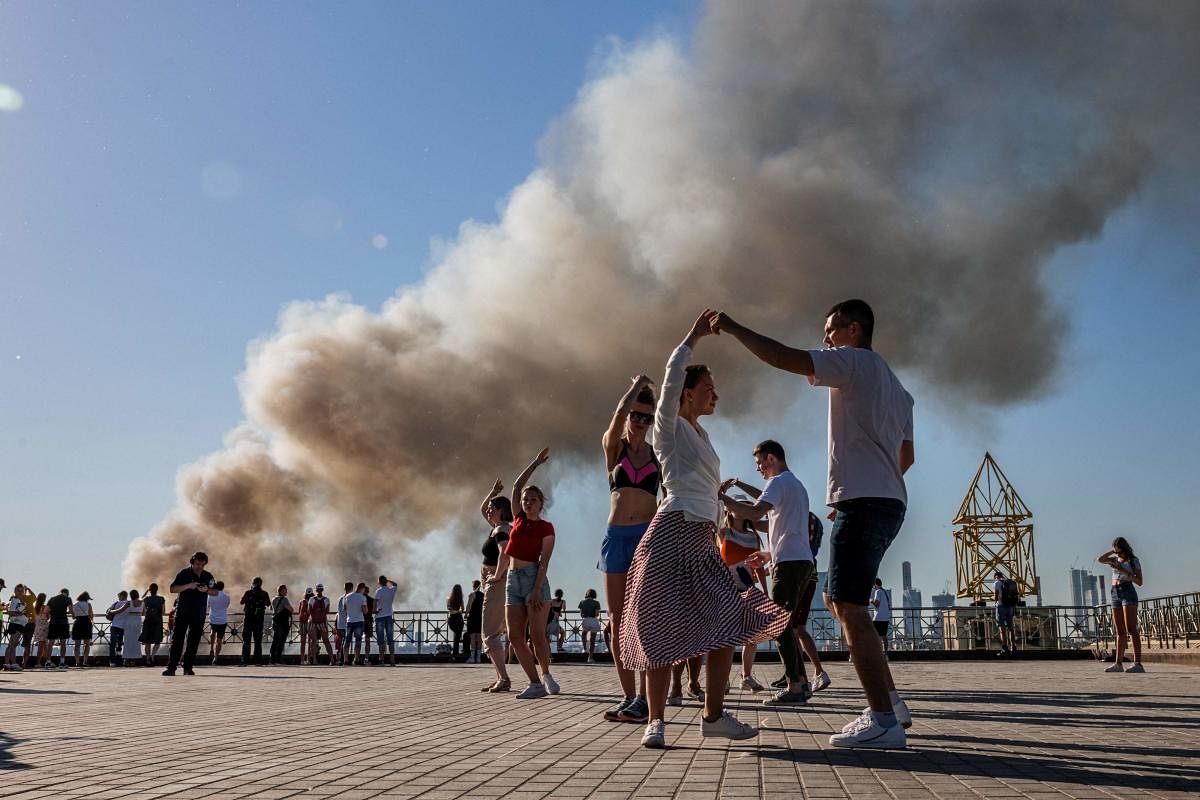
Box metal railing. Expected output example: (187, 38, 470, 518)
(1094, 591, 1200, 651)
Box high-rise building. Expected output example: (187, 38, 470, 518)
(932, 592, 955, 609)
(902, 561, 913, 592)
(1033, 575, 1043, 607)
(1069, 568, 1103, 634)
(901, 587, 923, 640)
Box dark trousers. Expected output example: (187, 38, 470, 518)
(168, 613, 206, 672)
(242, 617, 264, 664)
(270, 620, 289, 663)
(771, 560, 815, 683)
(109, 626, 125, 665)
(448, 616, 464, 657)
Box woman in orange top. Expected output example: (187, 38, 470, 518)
(717, 507, 769, 691)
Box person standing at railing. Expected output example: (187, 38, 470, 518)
(621, 313, 790, 749)
(993, 570, 1020, 656)
(307, 584, 335, 666)
(140, 583, 165, 667)
(494, 447, 561, 699)
(360, 582, 375, 665)
(47, 588, 72, 670)
(3, 585, 29, 671)
(714, 508, 770, 693)
(478, 484, 514, 692)
(122, 590, 144, 666)
(297, 587, 314, 665)
(269, 585, 293, 665)
(600, 374, 659, 725)
(1099, 537, 1145, 673)
(446, 584, 465, 662)
(208, 582, 231, 665)
(375, 576, 398, 667)
(164, 552, 218, 676)
(71, 591, 94, 668)
(32, 593, 50, 669)
(105, 590, 131, 667)
(16, 583, 36, 670)
(240, 577, 271, 667)
(578, 589, 602, 663)
(465, 580, 484, 664)
(547, 589, 566, 654)
(707, 300, 915, 749)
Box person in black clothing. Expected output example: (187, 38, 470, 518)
(240, 577, 271, 666)
(165, 552, 217, 676)
(465, 580, 484, 664)
(269, 585, 293, 665)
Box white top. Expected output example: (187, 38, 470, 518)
(1112, 557, 1141, 585)
(336, 595, 350, 628)
(108, 601, 130, 629)
(375, 584, 397, 618)
(759, 470, 813, 564)
(71, 601, 91, 619)
(345, 592, 367, 624)
(654, 344, 721, 523)
(870, 587, 891, 621)
(809, 347, 914, 506)
(208, 592, 231, 625)
(6, 597, 27, 626)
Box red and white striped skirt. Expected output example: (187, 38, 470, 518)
(619, 510, 790, 671)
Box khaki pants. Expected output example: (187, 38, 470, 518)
(481, 564, 508, 660)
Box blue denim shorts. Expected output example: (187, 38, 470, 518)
(600, 521, 650, 573)
(826, 497, 906, 606)
(375, 616, 394, 647)
(1111, 582, 1138, 608)
(996, 605, 1015, 628)
(346, 620, 364, 646)
(506, 563, 551, 607)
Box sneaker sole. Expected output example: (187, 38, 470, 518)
(641, 737, 665, 749)
(701, 729, 757, 740)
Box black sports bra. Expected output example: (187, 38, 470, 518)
(609, 442, 661, 495)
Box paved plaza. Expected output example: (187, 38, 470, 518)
(1, 659, 1196, 799)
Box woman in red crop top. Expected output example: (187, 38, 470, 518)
(491, 447, 561, 699)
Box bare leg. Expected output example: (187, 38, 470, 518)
(1123, 605, 1142, 663)
(604, 572, 637, 698)
(647, 665, 672, 721)
(506, 606, 540, 683)
(741, 643, 756, 678)
(1113, 607, 1128, 664)
(833, 601, 895, 712)
(528, 605, 553, 676)
(797, 627, 824, 675)
(703, 647, 734, 720)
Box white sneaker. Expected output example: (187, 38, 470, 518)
(740, 675, 765, 692)
(812, 671, 831, 692)
(700, 711, 757, 740)
(842, 710, 871, 732)
(829, 716, 906, 749)
(1104, 662, 1124, 673)
(641, 719, 666, 748)
(894, 698, 912, 729)
(542, 673, 560, 695)
(516, 682, 547, 699)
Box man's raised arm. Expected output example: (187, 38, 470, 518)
(706, 311, 815, 376)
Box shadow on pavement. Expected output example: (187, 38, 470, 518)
(0, 732, 30, 771)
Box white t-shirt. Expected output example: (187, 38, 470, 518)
(375, 584, 397, 618)
(208, 592, 231, 625)
(808, 347, 914, 506)
(870, 587, 891, 621)
(345, 592, 367, 624)
(7, 597, 28, 626)
(759, 470, 813, 564)
(108, 601, 129, 629)
(72, 601, 91, 619)
(336, 595, 349, 628)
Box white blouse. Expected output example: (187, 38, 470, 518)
(654, 344, 721, 524)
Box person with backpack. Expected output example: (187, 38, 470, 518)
(240, 577, 271, 666)
(993, 570, 1020, 656)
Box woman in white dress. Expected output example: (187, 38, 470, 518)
(122, 590, 144, 666)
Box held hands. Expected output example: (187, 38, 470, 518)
(685, 310, 717, 346)
(705, 309, 733, 336)
(720, 477, 738, 494)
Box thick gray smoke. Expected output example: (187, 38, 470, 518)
(124, 1, 1199, 596)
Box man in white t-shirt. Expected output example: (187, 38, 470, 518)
(375, 576, 398, 666)
(107, 591, 131, 667)
(708, 299, 915, 750)
(207, 582, 231, 665)
(344, 584, 367, 665)
(720, 440, 814, 706)
(870, 579, 891, 647)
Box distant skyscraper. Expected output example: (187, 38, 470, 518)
(932, 592, 955, 609)
(1034, 575, 1043, 607)
(902, 561, 913, 592)
(902, 587, 924, 640)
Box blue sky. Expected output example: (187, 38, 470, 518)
(2, 2, 1197, 608)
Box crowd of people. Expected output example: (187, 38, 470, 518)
(2, 300, 1148, 752)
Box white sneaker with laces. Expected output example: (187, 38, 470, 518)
(842, 710, 871, 733)
(700, 711, 757, 740)
(740, 675, 765, 692)
(641, 719, 666, 748)
(829, 716, 906, 749)
(516, 682, 547, 700)
(812, 671, 831, 692)
(542, 673, 560, 695)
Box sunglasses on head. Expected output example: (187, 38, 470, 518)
(629, 411, 654, 424)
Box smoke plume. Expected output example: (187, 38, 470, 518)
(123, 1, 1199, 598)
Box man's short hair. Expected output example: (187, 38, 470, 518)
(752, 439, 787, 464)
(826, 299, 875, 346)
(378, 575, 388, 585)
(190, 551, 208, 564)
(214, 581, 224, 590)
(252, 577, 263, 586)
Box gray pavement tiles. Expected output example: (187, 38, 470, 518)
(0, 660, 1196, 799)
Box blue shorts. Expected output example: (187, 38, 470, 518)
(346, 621, 364, 646)
(375, 616, 394, 647)
(506, 563, 551, 607)
(996, 605, 1015, 628)
(1111, 582, 1138, 608)
(600, 521, 650, 573)
(826, 497, 906, 606)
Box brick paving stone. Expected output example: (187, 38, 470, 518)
(2, 660, 1199, 799)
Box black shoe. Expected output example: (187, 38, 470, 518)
(162, 669, 176, 676)
(183, 669, 196, 676)
(770, 676, 788, 689)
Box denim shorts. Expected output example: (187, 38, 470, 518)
(375, 616, 394, 647)
(826, 497, 906, 606)
(506, 563, 551, 606)
(1111, 582, 1138, 608)
(600, 521, 650, 573)
(346, 620, 364, 646)
(996, 605, 1016, 628)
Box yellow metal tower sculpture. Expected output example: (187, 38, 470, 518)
(952, 452, 1037, 602)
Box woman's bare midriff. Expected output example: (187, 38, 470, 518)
(511, 557, 535, 569)
(609, 487, 659, 526)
